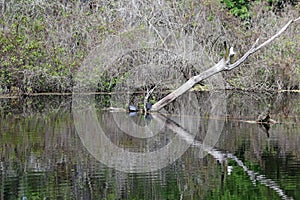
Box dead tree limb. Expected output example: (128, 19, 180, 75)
(151, 17, 300, 112)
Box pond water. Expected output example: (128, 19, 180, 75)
(0, 92, 299, 200)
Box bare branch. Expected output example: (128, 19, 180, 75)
(151, 17, 300, 112)
(227, 17, 300, 70)
(151, 59, 226, 111)
(225, 38, 260, 70)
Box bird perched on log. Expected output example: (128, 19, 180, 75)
(128, 105, 138, 112)
(257, 110, 270, 123)
(145, 102, 152, 112)
(256, 109, 277, 124)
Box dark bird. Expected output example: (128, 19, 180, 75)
(145, 102, 152, 111)
(257, 110, 270, 123)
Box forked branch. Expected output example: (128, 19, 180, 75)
(227, 16, 300, 70)
(151, 17, 300, 112)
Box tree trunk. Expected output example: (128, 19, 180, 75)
(151, 59, 226, 111)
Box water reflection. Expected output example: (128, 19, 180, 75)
(0, 92, 299, 199)
(72, 90, 227, 173)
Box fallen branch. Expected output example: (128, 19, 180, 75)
(151, 17, 300, 112)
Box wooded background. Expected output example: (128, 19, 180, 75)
(0, 0, 299, 94)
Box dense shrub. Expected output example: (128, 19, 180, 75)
(0, 0, 299, 94)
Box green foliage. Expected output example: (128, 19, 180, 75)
(221, 0, 252, 20)
(0, 14, 76, 93)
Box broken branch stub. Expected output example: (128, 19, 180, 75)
(151, 17, 300, 112)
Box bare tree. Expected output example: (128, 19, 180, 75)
(151, 17, 300, 112)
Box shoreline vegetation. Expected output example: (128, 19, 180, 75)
(1, 91, 299, 128)
(1, 89, 300, 100)
(1, 0, 299, 95)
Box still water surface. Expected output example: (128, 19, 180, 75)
(0, 92, 299, 199)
